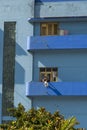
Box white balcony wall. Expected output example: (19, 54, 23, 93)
(35, 1, 87, 17)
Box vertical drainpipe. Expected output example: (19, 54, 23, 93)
(0, 92, 2, 124)
(32, 0, 35, 82)
(32, 0, 35, 81)
(31, 0, 35, 108)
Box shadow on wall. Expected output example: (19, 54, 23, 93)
(0, 29, 3, 84)
(15, 61, 25, 84)
(16, 43, 27, 56)
(48, 82, 61, 95)
(15, 42, 29, 84)
(35, 0, 44, 17)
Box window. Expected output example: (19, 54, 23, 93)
(40, 23, 58, 35)
(40, 67, 58, 82)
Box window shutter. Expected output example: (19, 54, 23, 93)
(41, 24, 47, 35)
(48, 24, 53, 35)
(54, 24, 58, 35)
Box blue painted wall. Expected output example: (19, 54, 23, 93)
(31, 1, 87, 128)
(34, 23, 40, 36)
(60, 21, 87, 35)
(34, 21, 87, 36)
(0, 0, 87, 128)
(32, 0, 87, 128)
(31, 49, 87, 128)
(32, 96, 87, 128)
(33, 50, 87, 82)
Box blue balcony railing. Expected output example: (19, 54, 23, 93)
(26, 82, 87, 96)
(27, 35, 87, 52)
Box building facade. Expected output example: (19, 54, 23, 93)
(0, 0, 34, 123)
(0, 0, 87, 128)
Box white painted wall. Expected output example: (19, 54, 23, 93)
(35, 1, 87, 17)
(0, 0, 34, 122)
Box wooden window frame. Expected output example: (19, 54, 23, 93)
(40, 67, 58, 82)
(40, 22, 58, 36)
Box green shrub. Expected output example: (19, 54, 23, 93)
(0, 103, 79, 130)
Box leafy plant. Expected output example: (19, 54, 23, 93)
(0, 103, 79, 130)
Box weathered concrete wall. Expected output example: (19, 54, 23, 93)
(35, 1, 87, 17)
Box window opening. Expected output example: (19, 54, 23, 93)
(40, 22, 69, 36)
(40, 23, 58, 36)
(40, 67, 58, 82)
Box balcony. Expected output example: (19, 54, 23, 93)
(27, 35, 87, 52)
(26, 82, 87, 96)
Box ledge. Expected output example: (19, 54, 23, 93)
(26, 82, 87, 96)
(28, 17, 87, 23)
(27, 35, 87, 51)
